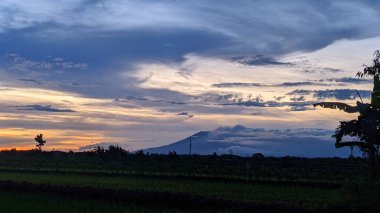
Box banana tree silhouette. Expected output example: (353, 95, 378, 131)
(314, 51, 380, 177)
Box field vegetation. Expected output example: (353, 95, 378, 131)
(0, 149, 375, 212)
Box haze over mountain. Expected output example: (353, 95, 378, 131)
(144, 125, 352, 157)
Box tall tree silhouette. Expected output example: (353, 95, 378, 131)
(314, 51, 380, 177)
(34, 134, 46, 151)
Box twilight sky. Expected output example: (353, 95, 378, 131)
(0, 0, 379, 153)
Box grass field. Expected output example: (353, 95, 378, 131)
(0, 191, 163, 213)
(0, 172, 344, 210)
(0, 151, 371, 212)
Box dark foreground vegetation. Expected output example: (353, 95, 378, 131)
(0, 149, 378, 212)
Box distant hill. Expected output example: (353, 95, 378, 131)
(144, 125, 352, 157)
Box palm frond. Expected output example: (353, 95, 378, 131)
(335, 141, 369, 149)
(313, 102, 358, 113)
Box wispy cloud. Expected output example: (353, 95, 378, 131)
(287, 89, 371, 100)
(2, 53, 88, 72)
(304, 67, 344, 73)
(212, 81, 327, 88)
(325, 77, 371, 84)
(13, 105, 75, 113)
(177, 112, 194, 118)
(18, 78, 95, 88)
(229, 55, 292, 66)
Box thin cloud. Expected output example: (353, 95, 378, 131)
(287, 89, 371, 100)
(177, 112, 194, 118)
(212, 81, 327, 88)
(13, 105, 75, 113)
(325, 77, 371, 84)
(303, 67, 344, 73)
(229, 55, 292, 66)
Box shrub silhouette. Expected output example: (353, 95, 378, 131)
(34, 134, 46, 151)
(134, 149, 144, 156)
(168, 151, 178, 158)
(210, 152, 218, 159)
(252, 153, 265, 159)
(92, 145, 128, 160)
(107, 145, 128, 159)
(93, 146, 105, 154)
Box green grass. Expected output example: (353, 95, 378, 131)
(0, 152, 365, 182)
(0, 191, 185, 213)
(0, 172, 343, 210)
(0, 153, 366, 211)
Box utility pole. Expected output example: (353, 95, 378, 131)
(189, 136, 192, 155)
(349, 146, 354, 158)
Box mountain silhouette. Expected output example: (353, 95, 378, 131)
(144, 125, 352, 157)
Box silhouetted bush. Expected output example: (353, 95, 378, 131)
(92, 145, 128, 160)
(210, 152, 218, 159)
(134, 149, 144, 156)
(93, 146, 105, 155)
(252, 153, 265, 159)
(168, 151, 178, 158)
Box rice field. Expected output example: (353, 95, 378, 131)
(0, 151, 370, 212)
